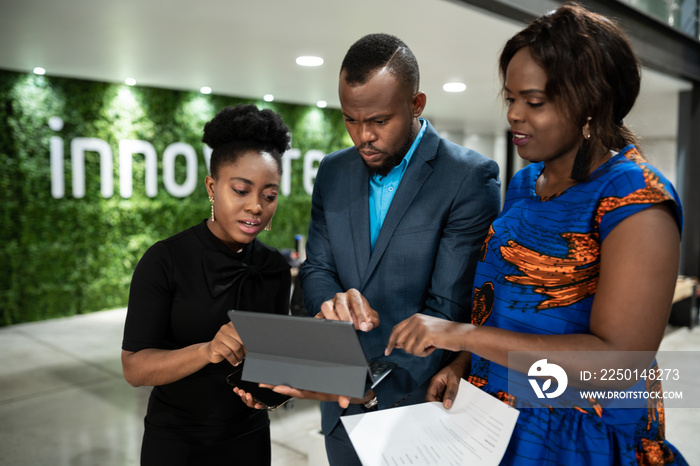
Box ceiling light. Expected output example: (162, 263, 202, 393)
(33, 67, 46, 75)
(316, 100, 328, 108)
(200, 86, 212, 94)
(443, 82, 467, 93)
(125, 78, 136, 86)
(296, 56, 324, 67)
(264, 94, 274, 102)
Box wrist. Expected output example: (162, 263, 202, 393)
(198, 342, 215, 364)
(460, 323, 477, 353)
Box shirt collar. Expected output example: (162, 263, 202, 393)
(371, 118, 427, 181)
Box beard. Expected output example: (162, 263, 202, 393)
(362, 122, 416, 177)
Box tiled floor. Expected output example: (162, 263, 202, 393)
(0, 308, 697, 465)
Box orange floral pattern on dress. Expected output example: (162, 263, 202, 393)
(479, 224, 495, 261)
(496, 391, 516, 407)
(636, 438, 677, 465)
(573, 398, 603, 417)
(468, 377, 516, 407)
(594, 147, 672, 226)
(645, 370, 665, 434)
(501, 148, 672, 311)
(501, 233, 600, 310)
(467, 375, 486, 388)
(471, 282, 494, 325)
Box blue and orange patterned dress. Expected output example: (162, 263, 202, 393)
(468, 145, 687, 465)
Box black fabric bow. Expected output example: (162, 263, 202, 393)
(202, 246, 288, 312)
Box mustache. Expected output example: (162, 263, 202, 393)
(358, 143, 383, 153)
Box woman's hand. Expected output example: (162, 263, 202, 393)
(206, 322, 246, 366)
(233, 387, 267, 410)
(122, 322, 247, 388)
(385, 314, 471, 357)
(259, 384, 373, 409)
(426, 352, 471, 409)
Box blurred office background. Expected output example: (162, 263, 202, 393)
(0, 0, 699, 464)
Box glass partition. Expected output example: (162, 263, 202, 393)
(620, 0, 699, 39)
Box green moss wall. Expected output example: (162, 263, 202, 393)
(0, 69, 351, 325)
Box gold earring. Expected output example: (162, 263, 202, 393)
(582, 116, 592, 139)
(264, 220, 272, 232)
(209, 196, 215, 222)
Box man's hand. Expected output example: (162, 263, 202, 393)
(316, 288, 380, 332)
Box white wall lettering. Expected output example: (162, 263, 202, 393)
(303, 150, 325, 196)
(163, 142, 198, 198)
(50, 136, 64, 199)
(71, 138, 114, 198)
(281, 148, 301, 196)
(49, 117, 327, 199)
(49, 117, 65, 199)
(119, 140, 158, 198)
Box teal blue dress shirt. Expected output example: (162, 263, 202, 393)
(369, 119, 427, 251)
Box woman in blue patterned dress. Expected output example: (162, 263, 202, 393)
(386, 3, 686, 464)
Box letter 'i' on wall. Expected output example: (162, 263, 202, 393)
(50, 116, 65, 198)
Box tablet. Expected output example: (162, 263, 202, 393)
(228, 310, 395, 399)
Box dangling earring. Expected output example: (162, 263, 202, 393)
(264, 220, 272, 232)
(209, 196, 215, 222)
(571, 117, 592, 182)
(582, 116, 592, 139)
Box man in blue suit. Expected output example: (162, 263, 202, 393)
(299, 33, 501, 465)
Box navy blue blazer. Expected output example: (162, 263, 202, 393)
(299, 120, 501, 434)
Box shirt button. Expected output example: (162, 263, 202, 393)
(388, 187, 394, 192)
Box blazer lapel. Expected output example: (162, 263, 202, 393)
(360, 122, 439, 285)
(348, 153, 371, 283)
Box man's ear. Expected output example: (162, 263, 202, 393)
(412, 91, 427, 117)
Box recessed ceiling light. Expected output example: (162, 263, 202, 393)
(264, 94, 274, 102)
(296, 56, 324, 67)
(443, 82, 467, 93)
(125, 78, 136, 86)
(200, 86, 212, 94)
(316, 100, 328, 108)
(33, 67, 46, 75)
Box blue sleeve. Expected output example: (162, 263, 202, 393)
(597, 161, 683, 242)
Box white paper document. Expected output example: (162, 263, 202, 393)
(341, 379, 520, 466)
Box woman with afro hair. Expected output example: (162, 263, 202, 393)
(122, 104, 292, 465)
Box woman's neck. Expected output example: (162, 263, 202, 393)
(536, 147, 612, 198)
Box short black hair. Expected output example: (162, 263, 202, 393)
(341, 33, 419, 94)
(202, 104, 291, 178)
